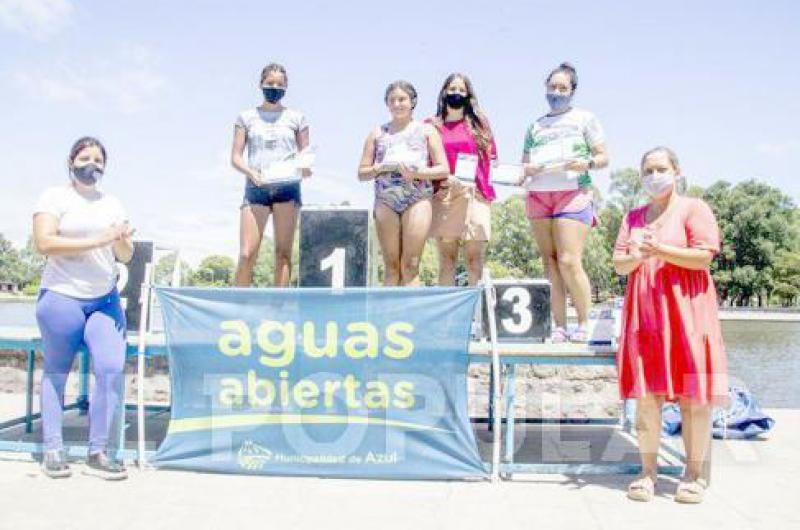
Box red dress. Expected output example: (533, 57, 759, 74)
(615, 196, 728, 405)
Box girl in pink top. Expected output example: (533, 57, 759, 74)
(428, 73, 497, 285)
(613, 146, 728, 504)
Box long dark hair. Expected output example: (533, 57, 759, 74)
(433, 73, 493, 158)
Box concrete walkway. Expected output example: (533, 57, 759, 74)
(0, 407, 797, 530)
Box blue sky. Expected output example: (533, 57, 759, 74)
(1, 0, 798, 264)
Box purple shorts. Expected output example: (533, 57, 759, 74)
(551, 204, 595, 226)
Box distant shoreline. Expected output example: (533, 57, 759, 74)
(718, 310, 800, 322)
(0, 295, 35, 303)
(2, 296, 800, 321)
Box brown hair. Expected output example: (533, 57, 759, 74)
(260, 63, 288, 86)
(68, 136, 106, 165)
(384, 80, 418, 109)
(433, 73, 493, 158)
(640, 146, 681, 173)
(546, 62, 578, 92)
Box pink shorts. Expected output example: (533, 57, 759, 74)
(525, 189, 595, 226)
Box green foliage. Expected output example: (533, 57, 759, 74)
(608, 168, 645, 212)
(4, 173, 800, 308)
(0, 234, 41, 288)
(486, 195, 543, 278)
(153, 252, 193, 286)
(192, 255, 236, 287)
(703, 179, 798, 306)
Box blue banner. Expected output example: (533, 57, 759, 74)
(153, 287, 486, 479)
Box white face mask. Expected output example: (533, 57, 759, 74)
(642, 170, 675, 198)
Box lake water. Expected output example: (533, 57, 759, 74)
(1, 301, 798, 408)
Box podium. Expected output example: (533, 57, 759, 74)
(299, 207, 370, 287)
(483, 279, 551, 343)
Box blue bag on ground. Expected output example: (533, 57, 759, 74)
(661, 386, 775, 439)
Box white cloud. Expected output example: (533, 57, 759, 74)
(12, 45, 167, 114)
(0, 0, 73, 39)
(756, 140, 800, 157)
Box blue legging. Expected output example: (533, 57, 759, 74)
(36, 288, 126, 453)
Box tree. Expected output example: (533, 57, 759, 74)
(418, 240, 441, 286)
(703, 179, 800, 306)
(0, 233, 26, 286)
(771, 250, 800, 306)
(583, 222, 615, 301)
(192, 255, 235, 286)
(608, 168, 645, 212)
(154, 252, 193, 286)
(486, 195, 543, 278)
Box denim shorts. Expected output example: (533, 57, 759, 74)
(242, 181, 302, 209)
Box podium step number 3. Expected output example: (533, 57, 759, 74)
(483, 279, 551, 343)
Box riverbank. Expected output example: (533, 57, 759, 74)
(719, 309, 800, 322)
(0, 294, 35, 303)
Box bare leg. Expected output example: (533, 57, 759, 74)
(437, 239, 460, 286)
(271, 201, 299, 287)
(553, 218, 592, 327)
(464, 240, 487, 286)
(636, 393, 666, 479)
(399, 199, 432, 286)
(374, 203, 402, 286)
(679, 398, 712, 481)
(235, 205, 270, 287)
(531, 219, 567, 329)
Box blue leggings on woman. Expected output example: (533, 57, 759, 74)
(36, 288, 126, 453)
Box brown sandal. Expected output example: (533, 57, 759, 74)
(627, 475, 656, 502)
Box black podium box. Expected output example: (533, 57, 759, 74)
(299, 208, 369, 288)
(483, 279, 551, 343)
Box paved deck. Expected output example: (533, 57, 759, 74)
(0, 397, 797, 530)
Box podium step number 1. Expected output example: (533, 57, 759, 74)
(299, 208, 370, 288)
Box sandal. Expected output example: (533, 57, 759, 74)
(569, 325, 590, 343)
(550, 327, 568, 344)
(675, 478, 707, 504)
(627, 475, 656, 502)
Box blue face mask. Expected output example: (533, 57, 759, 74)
(546, 92, 572, 112)
(262, 87, 286, 104)
(71, 163, 103, 185)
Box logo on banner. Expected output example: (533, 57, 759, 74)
(237, 440, 273, 471)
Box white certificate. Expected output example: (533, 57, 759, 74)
(527, 171, 580, 192)
(295, 150, 316, 170)
(454, 153, 478, 182)
(528, 140, 567, 172)
(491, 163, 523, 186)
(260, 159, 302, 184)
(527, 138, 585, 191)
(383, 144, 421, 168)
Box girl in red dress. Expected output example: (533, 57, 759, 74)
(613, 147, 728, 504)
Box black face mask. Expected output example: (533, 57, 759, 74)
(72, 163, 103, 185)
(262, 87, 286, 104)
(445, 93, 468, 109)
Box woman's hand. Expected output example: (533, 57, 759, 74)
(523, 163, 545, 178)
(301, 168, 312, 179)
(247, 168, 264, 187)
(565, 159, 591, 172)
(99, 222, 135, 246)
(434, 177, 458, 199)
(398, 163, 418, 181)
(639, 229, 662, 258)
